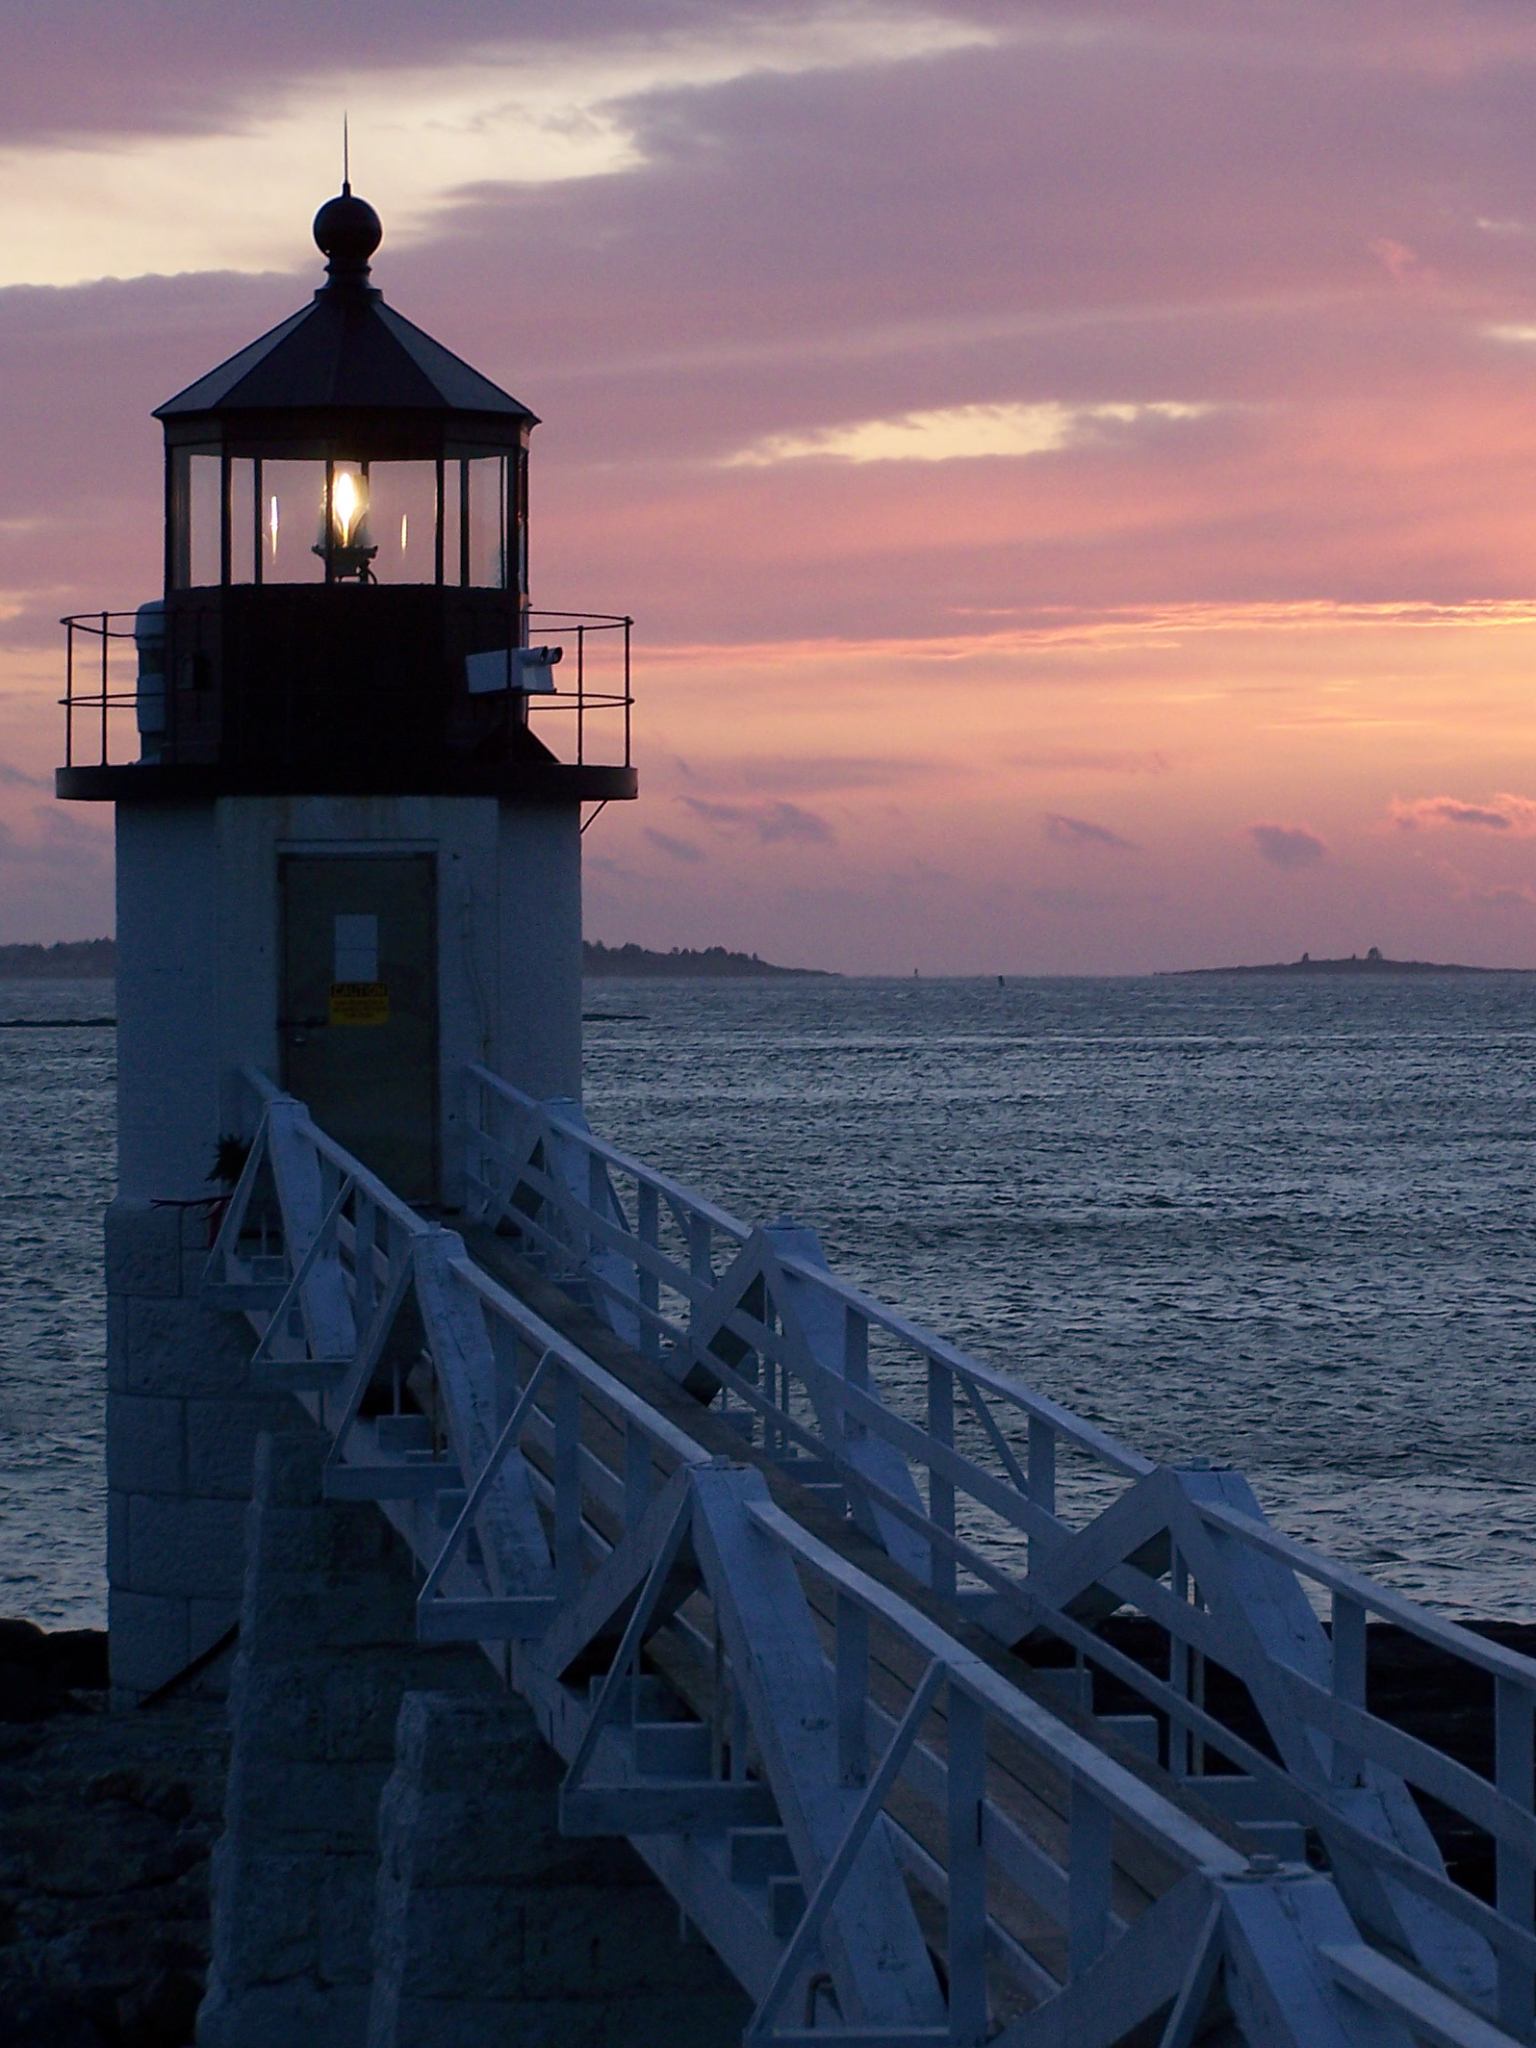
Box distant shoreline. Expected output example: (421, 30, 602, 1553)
(1163, 952, 1527, 977)
(3, 938, 1530, 981)
(0, 939, 116, 978)
(0, 938, 833, 982)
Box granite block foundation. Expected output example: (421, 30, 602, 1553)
(197, 1431, 747, 2048)
(105, 1202, 294, 1704)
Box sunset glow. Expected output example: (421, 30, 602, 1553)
(8, 1, 1536, 969)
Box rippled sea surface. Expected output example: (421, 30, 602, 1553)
(584, 973, 1536, 1620)
(0, 980, 114, 1628)
(6, 971, 1536, 1626)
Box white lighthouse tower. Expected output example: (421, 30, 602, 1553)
(59, 187, 634, 1699)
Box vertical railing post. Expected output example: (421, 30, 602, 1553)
(99, 612, 109, 765)
(638, 1181, 660, 1358)
(554, 1364, 581, 1600)
(576, 621, 585, 764)
(489, 1316, 521, 1433)
(64, 621, 74, 768)
(928, 1359, 956, 1600)
(1027, 1416, 1056, 1572)
(1331, 1592, 1366, 1787)
(624, 1417, 652, 1533)
(947, 1682, 988, 2045)
(1496, 1678, 1535, 2035)
(1169, 1546, 1190, 1778)
(353, 1193, 376, 1330)
(835, 1592, 869, 1788)
(586, 1151, 605, 1279)
(843, 1306, 868, 1448)
(1067, 1780, 1112, 1980)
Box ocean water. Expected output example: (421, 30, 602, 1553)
(584, 973, 1536, 1621)
(4, 971, 1536, 1627)
(0, 980, 115, 1629)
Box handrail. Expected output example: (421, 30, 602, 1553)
(467, 1063, 1536, 1691)
(462, 1062, 1536, 2038)
(207, 1066, 1536, 2044)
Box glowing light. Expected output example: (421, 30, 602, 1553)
(400, 514, 408, 553)
(268, 495, 279, 556)
(333, 469, 363, 544)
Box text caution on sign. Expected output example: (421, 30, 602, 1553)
(329, 982, 390, 1026)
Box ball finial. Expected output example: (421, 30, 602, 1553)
(313, 188, 382, 283)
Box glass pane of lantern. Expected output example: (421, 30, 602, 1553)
(262, 460, 327, 583)
(467, 455, 508, 588)
(442, 462, 462, 586)
(229, 458, 257, 585)
(366, 462, 439, 584)
(189, 454, 222, 587)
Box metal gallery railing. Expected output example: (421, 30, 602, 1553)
(464, 1063, 1536, 2041)
(59, 602, 631, 772)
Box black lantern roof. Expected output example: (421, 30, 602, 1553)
(153, 187, 537, 450)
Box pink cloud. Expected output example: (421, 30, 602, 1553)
(1390, 794, 1536, 832)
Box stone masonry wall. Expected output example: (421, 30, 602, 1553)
(197, 1431, 492, 2048)
(106, 1200, 296, 1704)
(369, 1690, 750, 2048)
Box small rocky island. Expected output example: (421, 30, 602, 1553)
(1166, 946, 1514, 976)
(582, 942, 830, 978)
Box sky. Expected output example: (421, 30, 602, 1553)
(7, 3, 1536, 970)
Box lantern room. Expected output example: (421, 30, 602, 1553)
(57, 187, 634, 804)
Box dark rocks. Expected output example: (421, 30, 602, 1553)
(0, 1625, 226, 2048)
(0, 1621, 110, 1722)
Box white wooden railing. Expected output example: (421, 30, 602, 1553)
(193, 1065, 1536, 2045)
(464, 1064, 1536, 2042)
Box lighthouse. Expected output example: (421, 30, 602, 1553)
(60, 188, 634, 1698)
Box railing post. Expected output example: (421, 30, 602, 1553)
(1496, 1677, 1535, 2035)
(1067, 1779, 1112, 1979)
(586, 1152, 605, 1272)
(624, 615, 632, 767)
(842, 1306, 868, 1447)
(1027, 1417, 1056, 1571)
(928, 1360, 956, 1601)
(554, 1364, 581, 1600)
(99, 611, 109, 766)
(353, 1193, 376, 1330)
(835, 1592, 869, 1788)
(1331, 1591, 1366, 1787)
(64, 620, 74, 768)
(1169, 1546, 1190, 1777)
(624, 1417, 652, 1533)
(576, 621, 585, 764)
(947, 1683, 988, 2045)
(637, 1181, 659, 1358)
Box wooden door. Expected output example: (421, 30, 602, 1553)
(279, 854, 438, 1201)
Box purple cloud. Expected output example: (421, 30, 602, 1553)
(643, 826, 704, 864)
(1249, 823, 1326, 869)
(682, 797, 836, 845)
(1045, 813, 1137, 850)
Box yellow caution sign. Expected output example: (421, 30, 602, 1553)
(329, 981, 390, 1026)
